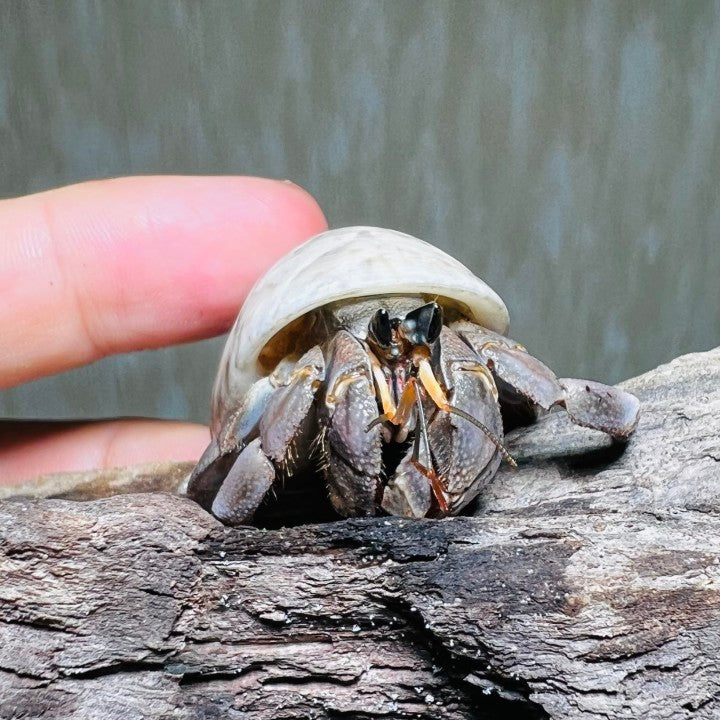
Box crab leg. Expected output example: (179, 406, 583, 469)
(454, 322, 640, 439)
(259, 346, 325, 471)
(187, 345, 325, 525)
(210, 438, 276, 524)
(557, 378, 640, 439)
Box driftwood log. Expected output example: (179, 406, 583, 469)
(1, 348, 719, 719)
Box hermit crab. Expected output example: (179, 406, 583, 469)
(187, 227, 640, 524)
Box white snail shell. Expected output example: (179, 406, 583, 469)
(211, 226, 509, 433)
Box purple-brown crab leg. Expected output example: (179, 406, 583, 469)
(188, 345, 325, 525)
(453, 322, 640, 438)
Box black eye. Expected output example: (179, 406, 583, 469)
(369, 308, 392, 347)
(403, 302, 443, 345)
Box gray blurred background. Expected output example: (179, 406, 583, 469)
(1, 1, 719, 424)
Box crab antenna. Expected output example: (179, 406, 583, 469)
(447, 406, 517, 468)
(411, 389, 432, 465)
(410, 391, 450, 513)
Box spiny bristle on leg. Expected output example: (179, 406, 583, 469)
(312, 425, 331, 475)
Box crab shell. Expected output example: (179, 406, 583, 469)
(211, 226, 509, 434)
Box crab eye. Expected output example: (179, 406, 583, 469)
(403, 302, 443, 346)
(369, 308, 393, 347)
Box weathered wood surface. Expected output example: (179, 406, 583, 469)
(1, 348, 719, 719)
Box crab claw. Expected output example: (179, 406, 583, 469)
(454, 322, 641, 440)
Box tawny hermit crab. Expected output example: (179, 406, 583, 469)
(187, 227, 640, 524)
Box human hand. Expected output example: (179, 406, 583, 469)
(0, 176, 327, 486)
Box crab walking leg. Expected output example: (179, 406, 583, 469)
(322, 331, 383, 517)
(184, 375, 278, 506)
(187, 346, 325, 524)
(557, 378, 640, 439)
(259, 346, 325, 469)
(186, 354, 309, 504)
(452, 323, 564, 410)
(183, 442, 240, 511)
(454, 322, 640, 438)
(211, 438, 275, 524)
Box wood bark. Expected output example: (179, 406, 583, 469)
(1, 348, 719, 719)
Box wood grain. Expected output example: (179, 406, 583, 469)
(2, 348, 719, 719)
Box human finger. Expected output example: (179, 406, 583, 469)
(0, 418, 210, 486)
(0, 175, 327, 388)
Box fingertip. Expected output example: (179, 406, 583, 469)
(252, 177, 327, 239)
